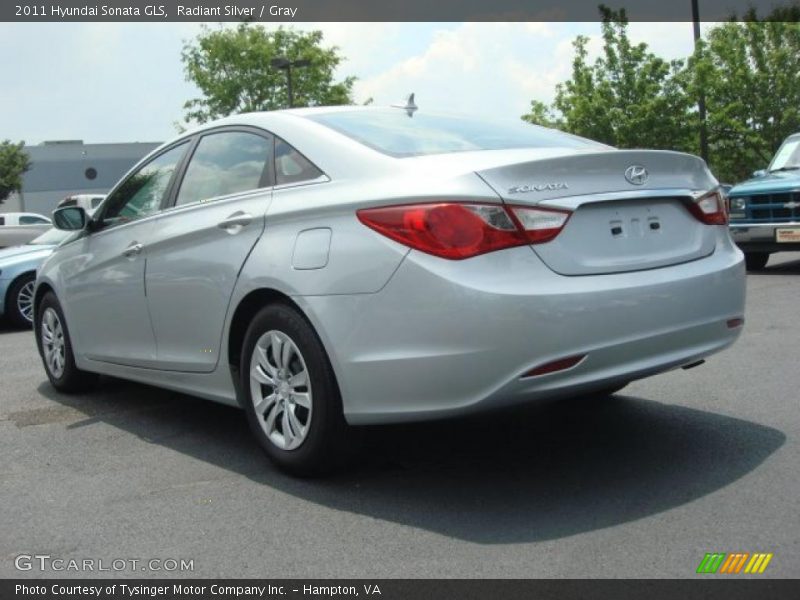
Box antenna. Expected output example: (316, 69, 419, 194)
(391, 93, 418, 117)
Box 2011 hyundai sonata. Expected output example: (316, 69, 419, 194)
(35, 104, 746, 474)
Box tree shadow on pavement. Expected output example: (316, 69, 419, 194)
(35, 377, 785, 544)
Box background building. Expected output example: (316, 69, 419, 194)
(2, 140, 161, 216)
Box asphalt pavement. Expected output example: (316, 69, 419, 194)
(1, 254, 798, 579)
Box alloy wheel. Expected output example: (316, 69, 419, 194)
(249, 330, 313, 451)
(16, 280, 35, 323)
(41, 307, 66, 378)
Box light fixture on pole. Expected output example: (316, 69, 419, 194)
(271, 57, 311, 108)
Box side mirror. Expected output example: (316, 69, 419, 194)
(752, 169, 767, 178)
(52, 206, 87, 231)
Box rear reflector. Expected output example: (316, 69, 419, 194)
(727, 317, 744, 329)
(357, 202, 572, 260)
(522, 354, 586, 378)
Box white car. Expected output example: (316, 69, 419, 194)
(57, 194, 106, 215)
(0, 212, 52, 248)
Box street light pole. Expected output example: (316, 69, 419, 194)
(692, 0, 710, 164)
(271, 57, 311, 108)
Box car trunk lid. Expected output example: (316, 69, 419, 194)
(477, 150, 719, 275)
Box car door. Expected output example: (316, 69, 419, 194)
(60, 141, 190, 366)
(144, 128, 274, 372)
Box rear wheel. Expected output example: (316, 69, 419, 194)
(36, 292, 98, 392)
(240, 303, 351, 476)
(7, 273, 35, 328)
(744, 252, 769, 271)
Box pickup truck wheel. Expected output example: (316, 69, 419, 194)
(744, 252, 769, 271)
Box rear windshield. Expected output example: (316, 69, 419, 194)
(307, 110, 603, 157)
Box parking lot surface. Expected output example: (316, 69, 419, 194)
(1, 254, 798, 579)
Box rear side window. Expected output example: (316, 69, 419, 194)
(0, 216, 5, 225)
(20, 215, 49, 224)
(176, 131, 272, 207)
(308, 109, 604, 157)
(275, 138, 323, 185)
(91, 197, 104, 208)
(61, 198, 78, 207)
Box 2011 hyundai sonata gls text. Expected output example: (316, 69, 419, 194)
(34, 106, 746, 474)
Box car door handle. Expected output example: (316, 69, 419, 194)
(218, 212, 253, 232)
(122, 242, 143, 258)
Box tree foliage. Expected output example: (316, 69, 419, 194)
(524, 6, 693, 152)
(686, 10, 800, 182)
(0, 140, 31, 205)
(181, 24, 355, 126)
(522, 5, 800, 183)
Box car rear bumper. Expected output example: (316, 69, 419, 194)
(730, 221, 800, 252)
(299, 229, 746, 425)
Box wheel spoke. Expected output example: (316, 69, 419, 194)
(264, 401, 281, 434)
(280, 338, 294, 371)
(288, 369, 307, 388)
(287, 406, 305, 437)
(282, 409, 294, 446)
(269, 333, 283, 370)
(292, 392, 311, 409)
(251, 364, 275, 386)
(254, 392, 276, 417)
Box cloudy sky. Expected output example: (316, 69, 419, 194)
(0, 21, 710, 145)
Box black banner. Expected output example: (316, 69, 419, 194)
(3, 580, 799, 600)
(2, 0, 796, 22)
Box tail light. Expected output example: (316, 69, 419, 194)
(357, 202, 571, 260)
(687, 189, 727, 225)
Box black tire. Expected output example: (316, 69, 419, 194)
(744, 252, 769, 271)
(596, 381, 629, 396)
(6, 273, 35, 328)
(240, 303, 352, 476)
(35, 292, 98, 393)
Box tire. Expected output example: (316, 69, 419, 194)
(6, 273, 35, 328)
(596, 381, 629, 396)
(744, 252, 769, 271)
(35, 292, 98, 393)
(240, 303, 352, 476)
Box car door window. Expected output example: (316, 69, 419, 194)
(275, 138, 323, 185)
(20, 215, 49, 224)
(98, 142, 188, 229)
(175, 131, 272, 207)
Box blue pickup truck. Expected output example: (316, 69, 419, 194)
(728, 132, 800, 270)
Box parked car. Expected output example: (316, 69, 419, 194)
(728, 132, 800, 270)
(57, 194, 106, 214)
(35, 106, 745, 474)
(0, 212, 52, 248)
(1, 228, 71, 327)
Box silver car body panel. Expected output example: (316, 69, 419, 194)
(36, 107, 746, 422)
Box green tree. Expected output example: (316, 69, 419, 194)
(521, 99, 560, 128)
(685, 9, 800, 182)
(522, 6, 693, 152)
(0, 140, 31, 205)
(181, 24, 356, 126)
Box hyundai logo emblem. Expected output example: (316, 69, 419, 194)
(624, 165, 649, 186)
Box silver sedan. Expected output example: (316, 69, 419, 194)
(34, 106, 746, 474)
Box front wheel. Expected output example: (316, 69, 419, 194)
(35, 292, 98, 392)
(240, 304, 352, 476)
(744, 252, 769, 271)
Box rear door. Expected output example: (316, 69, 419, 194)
(145, 128, 274, 372)
(478, 150, 718, 275)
